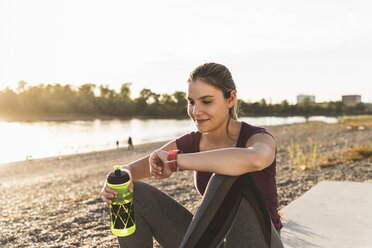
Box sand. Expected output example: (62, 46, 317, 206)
(1, 122, 371, 247)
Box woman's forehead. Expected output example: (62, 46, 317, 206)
(187, 79, 222, 98)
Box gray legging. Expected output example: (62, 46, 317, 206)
(118, 180, 193, 247)
(118, 179, 283, 248)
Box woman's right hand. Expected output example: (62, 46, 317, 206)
(101, 182, 118, 208)
(101, 169, 134, 208)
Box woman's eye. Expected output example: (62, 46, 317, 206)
(188, 101, 194, 105)
(203, 101, 211, 104)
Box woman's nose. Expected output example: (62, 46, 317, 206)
(193, 103, 203, 116)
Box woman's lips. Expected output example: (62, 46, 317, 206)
(196, 119, 208, 125)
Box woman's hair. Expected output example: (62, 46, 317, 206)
(187, 62, 238, 120)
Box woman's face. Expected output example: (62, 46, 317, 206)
(187, 79, 235, 134)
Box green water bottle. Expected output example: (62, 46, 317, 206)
(107, 165, 136, 237)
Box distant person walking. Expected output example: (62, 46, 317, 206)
(116, 140, 119, 149)
(128, 136, 134, 150)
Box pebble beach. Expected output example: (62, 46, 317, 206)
(1, 121, 371, 247)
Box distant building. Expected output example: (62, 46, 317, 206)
(297, 95, 315, 104)
(342, 95, 361, 105)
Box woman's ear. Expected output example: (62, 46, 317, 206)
(228, 90, 237, 107)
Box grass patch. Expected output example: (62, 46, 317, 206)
(318, 144, 372, 167)
(288, 139, 371, 170)
(341, 145, 372, 161)
(287, 138, 318, 171)
(339, 115, 372, 130)
(318, 156, 343, 167)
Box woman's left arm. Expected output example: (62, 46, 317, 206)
(177, 133, 276, 176)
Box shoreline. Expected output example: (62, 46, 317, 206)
(0, 140, 169, 168)
(0, 118, 341, 166)
(0, 119, 356, 166)
(0, 113, 354, 123)
(0, 113, 189, 122)
(0, 121, 327, 166)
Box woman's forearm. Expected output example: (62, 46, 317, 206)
(177, 147, 268, 176)
(121, 155, 152, 180)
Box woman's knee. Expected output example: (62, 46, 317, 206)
(132, 180, 150, 203)
(132, 180, 163, 205)
(132, 180, 147, 192)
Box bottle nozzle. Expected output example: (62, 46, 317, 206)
(114, 165, 121, 176)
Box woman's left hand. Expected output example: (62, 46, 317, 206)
(149, 149, 173, 179)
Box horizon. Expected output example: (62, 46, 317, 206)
(1, 81, 370, 105)
(1, 0, 372, 104)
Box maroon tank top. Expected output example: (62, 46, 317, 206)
(176, 122, 283, 231)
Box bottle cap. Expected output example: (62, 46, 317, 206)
(107, 165, 130, 184)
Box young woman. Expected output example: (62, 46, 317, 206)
(101, 63, 282, 247)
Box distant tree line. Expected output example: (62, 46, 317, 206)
(238, 98, 371, 117)
(0, 81, 371, 118)
(0, 81, 187, 117)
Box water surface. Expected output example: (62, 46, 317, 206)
(0, 116, 338, 164)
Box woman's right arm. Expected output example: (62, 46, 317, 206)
(122, 138, 178, 180)
(101, 155, 151, 207)
(101, 140, 178, 206)
(121, 155, 152, 180)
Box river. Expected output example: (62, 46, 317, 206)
(0, 116, 338, 164)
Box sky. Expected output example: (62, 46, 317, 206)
(1, 0, 372, 104)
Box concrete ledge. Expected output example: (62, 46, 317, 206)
(281, 181, 372, 248)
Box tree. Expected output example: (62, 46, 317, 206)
(77, 83, 96, 114)
(99, 85, 116, 99)
(298, 98, 314, 121)
(258, 98, 268, 115)
(172, 91, 187, 116)
(134, 88, 153, 114)
(119, 83, 132, 101)
(78, 83, 96, 98)
(237, 99, 249, 117)
(17, 80, 28, 93)
(0, 87, 19, 114)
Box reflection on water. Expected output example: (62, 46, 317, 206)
(240, 116, 338, 126)
(0, 116, 337, 164)
(0, 119, 195, 165)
